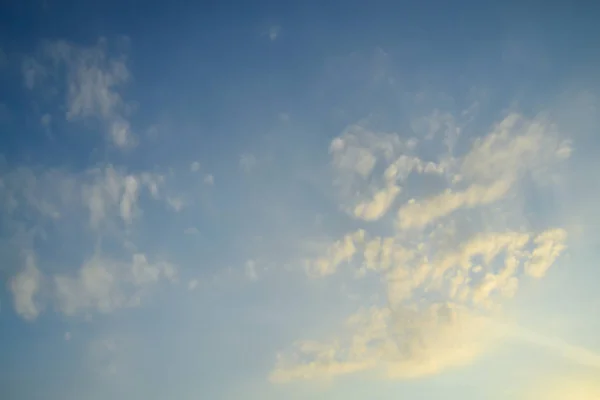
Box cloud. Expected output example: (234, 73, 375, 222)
(271, 303, 499, 383)
(1, 163, 187, 321)
(268, 26, 281, 41)
(275, 225, 568, 382)
(190, 161, 201, 172)
(329, 125, 445, 221)
(166, 196, 185, 212)
(524, 229, 568, 278)
(0, 164, 167, 232)
(40, 113, 51, 127)
(204, 174, 214, 185)
(188, 279, 199, 291)
(240, 153, 257, 173)
(245, 260, 258, 281)
(24, 39, 137, 148)
(9, 254, 43, 321)
(397, 113, 571, 230)
(396, 178, 513, 230)
(352, 184, 401, 221)
(54, 253, 176, 316)
(305, 230, 365, 277)
(82, 166, 164, 228)
(272, 110, 572, 383)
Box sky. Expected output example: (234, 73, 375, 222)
(1, 1, 600, 399)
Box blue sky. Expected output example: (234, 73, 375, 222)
(1, 1, 600, 399)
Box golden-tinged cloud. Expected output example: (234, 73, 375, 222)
(273, 111, 572, 383)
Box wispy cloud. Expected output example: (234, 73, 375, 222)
(240, 153, 257, 173)
(10, 254, 43, 321)
(23, 39, 137, 148)
(272, 109, 572, 383)
(54, 253, 176, 316)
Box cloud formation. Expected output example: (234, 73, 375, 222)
(9, 254, 43, 321)
(23, 39, 137, 148)
(54, 253, 176, 316)
(272, 111, 572, 383)
(1, 163, 181, 320)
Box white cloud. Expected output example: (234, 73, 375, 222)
(82, 166, 163, 228)
(9, 254, 43, 321)
(273, 110, 572, 383)
(353, 184, 400, 221)
(240, 153, 257, 173)
(0, 167, 72, 220)
(396, 178, 513, 230)
(306, 230, 365, 277)
(24, 39, 136, 148)
(460, 113, 572, 183)
(271, 303, 498, 383)
(190, 161, 201, 172)
(188, 279, 199, 291)
(0, 164, 170, 234)
(394, 113, 571, 230)
(329, 125, 445, 221)
(525, 229, 568, 278)
(245, 260, 258, 281)
(167, 196, 185, 212)
(268, 26, 281, 41)
(204, 174, 214, 185)
(40, 113, 52, 127)
(54, 253, 176, 316)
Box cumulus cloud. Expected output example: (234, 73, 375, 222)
(524, 229, 568, 278)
